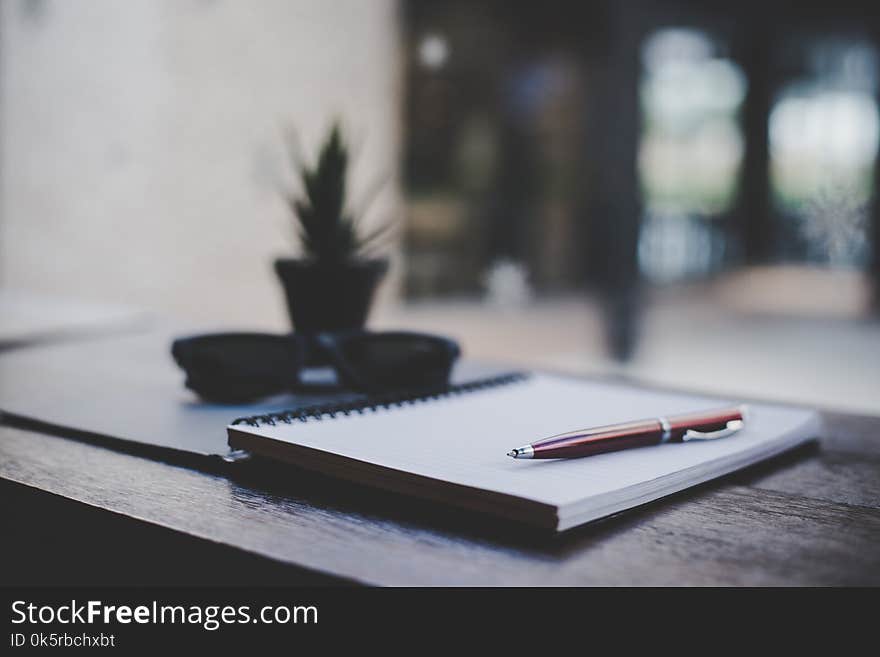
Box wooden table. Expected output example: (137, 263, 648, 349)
(2, 406, 879, 586)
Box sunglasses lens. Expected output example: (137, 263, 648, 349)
(171, 333, 301, 402)
(180, 374, 288, 404)
(335, 333, 459, 391)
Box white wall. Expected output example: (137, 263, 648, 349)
(0, 0, 402, 329)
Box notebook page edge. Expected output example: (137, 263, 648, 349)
(227, 426, 560, 529)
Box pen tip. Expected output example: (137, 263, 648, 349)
(507, 449, 518, 458)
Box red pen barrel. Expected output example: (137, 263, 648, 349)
(527, 406, 746, 459)
(531, 419, 662, 459)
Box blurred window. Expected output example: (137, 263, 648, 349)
(637, 28, 746, 283)
(403, 3, 591, 299)
(769, 38, 879, 267)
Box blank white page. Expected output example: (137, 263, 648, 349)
(232, 374, 819, 512)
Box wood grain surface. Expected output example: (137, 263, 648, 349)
(2, 410, 879, 585)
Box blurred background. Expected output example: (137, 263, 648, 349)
(1, 0, 878, 413)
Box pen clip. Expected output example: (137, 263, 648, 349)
(682, 419, 744, 442)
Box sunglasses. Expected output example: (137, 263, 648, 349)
(171, 330, 461, 403)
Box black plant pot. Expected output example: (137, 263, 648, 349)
(274, 258, 388, 334)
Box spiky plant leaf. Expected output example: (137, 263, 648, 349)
(284, 122, 394, 263)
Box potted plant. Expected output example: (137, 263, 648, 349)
(276, 123, 393, 334)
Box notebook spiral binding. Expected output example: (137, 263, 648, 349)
(230, 371, 530, 429)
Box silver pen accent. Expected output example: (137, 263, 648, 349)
(507, 445, 534, 459)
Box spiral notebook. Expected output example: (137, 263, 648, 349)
(228, 372, 822, 531)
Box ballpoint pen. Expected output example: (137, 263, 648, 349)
(507, 405, 748, 459)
